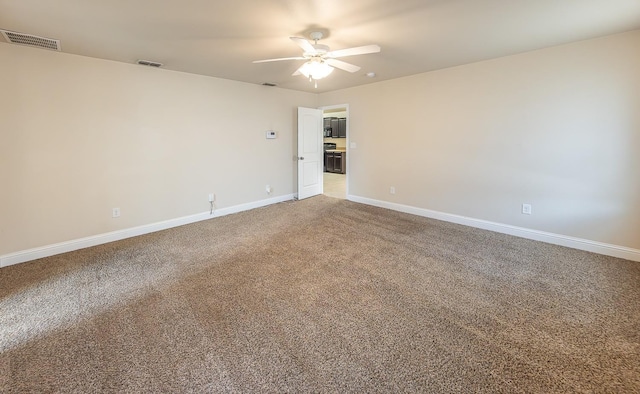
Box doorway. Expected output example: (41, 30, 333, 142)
(321, 104, 348, 199)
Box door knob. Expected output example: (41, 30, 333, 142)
(299, 156, 305, 160)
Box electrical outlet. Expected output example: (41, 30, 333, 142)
(522, 203, 532, 215)
(390, 186, 396, 195)
(208, 193, 215, 202)
(266, 185, 272, 194)
(112, 208, 120, 218)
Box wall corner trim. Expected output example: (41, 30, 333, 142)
(0, 194, 295, 268)
(347, 195, 640, 262)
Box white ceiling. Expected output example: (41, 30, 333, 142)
(1, 0, 640, 93)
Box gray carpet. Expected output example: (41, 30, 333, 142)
(1, 196, 638, 393)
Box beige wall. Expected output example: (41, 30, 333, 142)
(2, 30, 639, 259)
(0, 43, 317, 256)
(319, 30, 640, 250)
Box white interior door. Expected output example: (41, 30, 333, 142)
(297, 107, 323, 200)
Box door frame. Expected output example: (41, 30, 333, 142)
(319, 103, 350, 198)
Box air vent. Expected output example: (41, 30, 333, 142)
(1, 29, 60, 51)
(137, 59, 163, 68)
(262, 82, 277, 87)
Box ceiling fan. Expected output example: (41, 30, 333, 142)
(253, 31, 381, 88)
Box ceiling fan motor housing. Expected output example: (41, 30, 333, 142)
(309, 31, 324, 41)
(306, 44, 329, 57)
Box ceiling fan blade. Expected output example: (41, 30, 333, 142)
(326, 58, 361, 73)
(327, 44, 381, 58)
(253, 56, 305, 63)
(292, 67, 303, 76)
(290, 37, 316, 53)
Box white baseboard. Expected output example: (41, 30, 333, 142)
(0, 194, 295, 268)
(4, 193, 637, 267)
(347, 195, 640, 262)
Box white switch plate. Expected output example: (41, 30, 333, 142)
(522, 203, 532, 215)
(266, 130, 276, 139)
(390, 186, 396, 195)
(112, 207, 121, 218)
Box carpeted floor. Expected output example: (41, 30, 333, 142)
(1, 196, 639, 393)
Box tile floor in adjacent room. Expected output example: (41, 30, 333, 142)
(323, 172, 346, 199)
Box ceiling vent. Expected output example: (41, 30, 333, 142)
(137, 59, 163, 68)
(1, 29, 61, 51)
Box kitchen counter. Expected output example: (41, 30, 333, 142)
(325, 149, 346, 153)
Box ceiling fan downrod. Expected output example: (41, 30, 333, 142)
(309, 31, 323, 44)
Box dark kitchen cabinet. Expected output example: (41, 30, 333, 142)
(337, 118, 346, 138)
(329, 118, 346, 138)
(330, 118, 340, 138)
(325, 152, 335, 172)
(323, 117, 335, 137)
(325, 151, 346, 174)
(324, 117, 346, 138)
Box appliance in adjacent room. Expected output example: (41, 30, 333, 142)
(323, 142, 336, 172)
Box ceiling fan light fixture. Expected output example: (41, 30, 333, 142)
(299, 59, 334, 80)
(253, 31, 380, 88)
